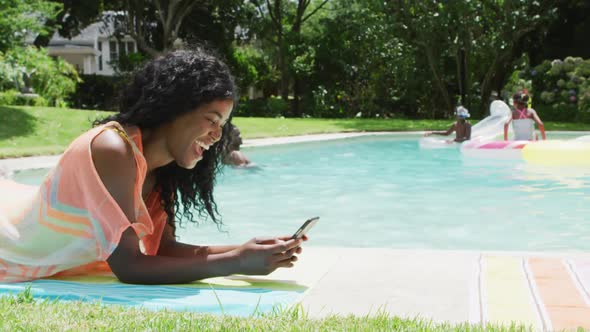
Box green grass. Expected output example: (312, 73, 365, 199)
(0, 291, 534, 332)
(0, 106, 110, 158)
(1, 105, 590, 158)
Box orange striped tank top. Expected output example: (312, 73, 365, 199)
(0, 122, 167, 282)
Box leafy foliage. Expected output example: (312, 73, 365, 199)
(526, 57, 590, 122)
(0, 0, 61, 52)
(67, 74, 125, 111)
(0, 46, 79, 106)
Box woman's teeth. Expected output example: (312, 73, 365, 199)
(195, 140, 210, 150)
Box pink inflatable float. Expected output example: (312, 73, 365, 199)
(460, 140, 529, 159)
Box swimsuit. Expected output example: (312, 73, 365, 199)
(512, 108, 534, 141)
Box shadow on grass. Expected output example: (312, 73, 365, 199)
(0, 106, 36, 139)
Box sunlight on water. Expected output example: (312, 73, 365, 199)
(12, 133, 590, 251)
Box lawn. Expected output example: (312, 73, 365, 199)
(0, 106, 549, 330)
(0, 290, 530, 332)
(3, 105, 589, 158)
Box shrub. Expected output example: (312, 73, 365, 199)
(0, 89, 18, 105)
(0, 46, 79, 106)
(235, 97, 289, 117)
(68, 74, 125, 111)
(534, 104, 578, 122)
(0, 89, 49, 106)
(525, 57, 590, 123)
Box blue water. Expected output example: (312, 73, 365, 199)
(12, 134, 590, 251)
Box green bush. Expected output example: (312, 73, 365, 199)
(0, 89, 18, 105)
(68, 74, 125, 111)
(32, 95, 48, 107)
(0, 46, 79, 106)
(534, 104, 578, 122)
(109, 52, 147, 75)
(0, 89, 48, 106)
(526, 57, 590, 123)
(266, 97, 289, 116)
(235, 97, 289, 117)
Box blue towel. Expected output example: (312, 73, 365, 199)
(0, 275, 306, 316)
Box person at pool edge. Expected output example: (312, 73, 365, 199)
(503, 91, 546, 141)
(423, 106, 472, 143)
(222, 124, 251, 167)
(0, 48, 306, 284)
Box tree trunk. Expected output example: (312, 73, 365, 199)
(293, 77, 302, 117)
(278, 40, 289, 103)
(422, 44, 453, 117)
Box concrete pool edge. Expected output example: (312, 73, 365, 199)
(3, 130, 589, 173)
(0, 131, 420, 173)
(276, 246, 590, 329)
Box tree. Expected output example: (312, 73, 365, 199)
(119, 0, 202, 57)
(32, 0, 110, 47)
(250, 0, 329, 116)
(382, 0, 559, 118)
(0, 0, 61, 52)
(528, 0, 590, 65)
(308, 0, 419, 118)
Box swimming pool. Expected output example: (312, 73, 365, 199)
(12, 133, 590, 252)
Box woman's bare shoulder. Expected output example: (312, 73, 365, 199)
(91, 130, 137, 210)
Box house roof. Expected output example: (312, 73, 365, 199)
(25, 11, 133, 49)
(47, 45, 99, 56)
(48, 16, 115, 47)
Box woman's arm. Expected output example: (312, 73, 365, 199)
(92, 130, 301, 284)
(109, 228, 239, 284)
(158, 224, 307, 258)
(157, 224, 238, 257)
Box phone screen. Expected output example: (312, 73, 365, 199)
(291, 217, 319, 239)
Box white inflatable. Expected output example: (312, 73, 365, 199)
(574, 135, 590, 142)
(419, 101, 512, 149)
(418, 137, 458, 149)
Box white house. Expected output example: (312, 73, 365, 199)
(41, 12, 137, 76)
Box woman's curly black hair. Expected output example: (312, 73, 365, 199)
(94, 48, 238, 231)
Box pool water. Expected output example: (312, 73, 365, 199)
(12, 134, 590, 251)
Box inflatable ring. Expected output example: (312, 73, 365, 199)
(460, 140, 529, 160)
(522, 140, 590, 166)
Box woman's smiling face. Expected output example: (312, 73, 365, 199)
(166, 99, 233, 169)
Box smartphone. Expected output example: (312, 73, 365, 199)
(291, 217, 319, 239)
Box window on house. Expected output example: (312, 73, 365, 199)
(119, 42, 126, 57)
(127, 42, 135, 53)
(97, 41, 103, 71)
(109, 41, 117, 62)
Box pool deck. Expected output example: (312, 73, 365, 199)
(3, 131, 590, 330)
(0, 132, 412, 174)
(267, 247, 590, 331)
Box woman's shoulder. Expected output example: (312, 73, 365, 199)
(57, 123, 137, 182)
(91, 128, 137, 177)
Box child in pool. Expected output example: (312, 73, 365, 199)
(503, 91, 546, 141)
(424, 106, 472, 143)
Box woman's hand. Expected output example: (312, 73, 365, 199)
(231, 237, 304, 275)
